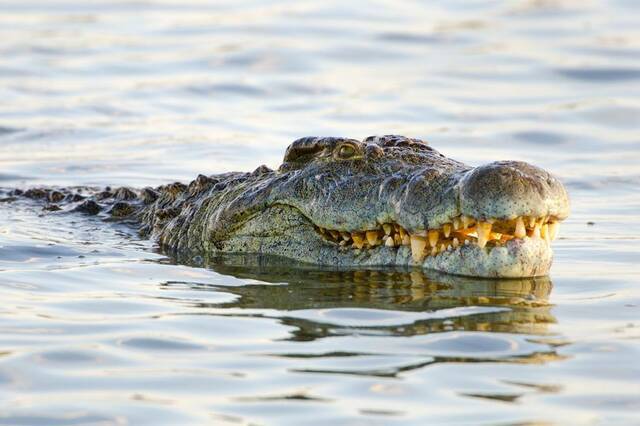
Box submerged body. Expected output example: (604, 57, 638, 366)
(9, 135, 569, 277)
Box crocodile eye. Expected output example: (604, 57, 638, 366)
(336, 143, 357, 160)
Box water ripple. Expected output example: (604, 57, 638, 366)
(0, 0, 639, 424)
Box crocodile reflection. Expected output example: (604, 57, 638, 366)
(162, 254, 556, 340)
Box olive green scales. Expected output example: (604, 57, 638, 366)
(10, 135, 570, 278)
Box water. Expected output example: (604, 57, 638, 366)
(1, 0, 639, 424)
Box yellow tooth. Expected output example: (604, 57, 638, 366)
(402, 234, 410, 245)
(352, 232, 365, 249)
(339, 240, 347, 247)
(528, 216, 536, 228)
(514, 217, 526, 238)
(385, 236, 395, 247)
(410, 235, 427, 262)
(341, 232, 351, 241)
(549, 222, 559, 240)
(532, 223, 541, 238)
(428, 230, 439, 247)
(399, 227, 407, 239)
(462, 215, 475, 228)
(366, 230, 380, 246)
(477, 222, 492, 248)
(452, 237, 459, 248)
(431, 246, 437, 256)
(541, 224, 550, 243)
(440, 243, 446, 252)
(443, 223, 451, 238)
(453, 217, 461, 230)
(383, 224, 392, 236)
(394, 233, 402, 245)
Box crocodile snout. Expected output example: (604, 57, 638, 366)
(459, 161, 570, 221)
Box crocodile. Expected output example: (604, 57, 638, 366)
(6, 135, 569, 278)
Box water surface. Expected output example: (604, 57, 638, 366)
(1, 0, 639, 424)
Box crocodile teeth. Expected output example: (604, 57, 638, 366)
(443, 223, 451, 238)
(352, 232, 365, 249)
(385, 236, 395, 247)
(428, 230, 439, 248)
(477, 222, 492, 248)
(514, 216, 526, 238)
(318, 214, 560, 253)
(366, 230, 380, 246)
(549, 222, 559, 240)
(462, 216, 474, 228)
(541, 223, 550, 243)
(410, 235, 427, 262)
(531, 223, 541, 239)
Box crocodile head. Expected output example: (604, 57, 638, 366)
(157, 135, 569, 278)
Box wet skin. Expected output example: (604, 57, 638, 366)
(6, 135, 569, 278)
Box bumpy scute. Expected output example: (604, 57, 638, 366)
(6, 135, 569, 278)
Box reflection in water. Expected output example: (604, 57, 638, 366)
(163, 253, 557, 347)
(4, 0, 639, 420)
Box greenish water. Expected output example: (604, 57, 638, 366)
(1, 1, 639, 424)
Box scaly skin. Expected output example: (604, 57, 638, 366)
(7, 135, 570, 278)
